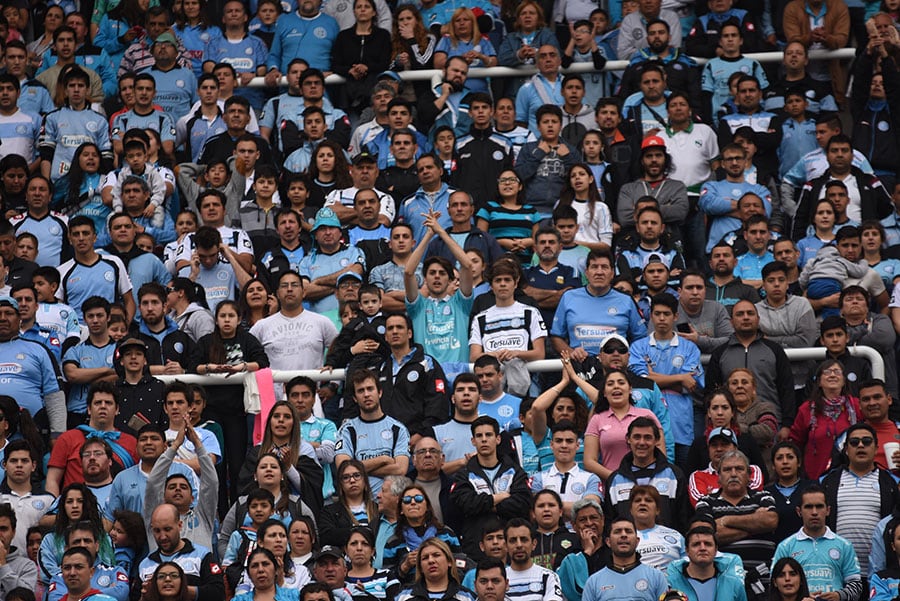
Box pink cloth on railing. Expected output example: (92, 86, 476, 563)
(252, 368, 277, 445)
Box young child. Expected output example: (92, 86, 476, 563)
(517, 105, 580, 218)
(238, 164, 280, 252)
(799, 227, 871, 316)
(548, 204, 589, 281)
(1, 9, 22, 42)
(580, 130, 613, 198)
(222, 488, 276, 586)
(103, 138, 167, 227)
(109, 510, 147, 578)
(107, 314, 130, 342)
(32, 266, 81, 345)
(324, 284, 388, 370)
(248, 0, 280, 49)
(283, 173, 316, 232)
(433, 125, 458, 181)
(702, 23, 768, 124)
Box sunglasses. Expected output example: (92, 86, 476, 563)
(402, 494, 425, 505)
(603, 346, 628, 354)
(847, 436, 874, 447)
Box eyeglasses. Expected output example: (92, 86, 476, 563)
(402, 494, 425, 505)
(822, 368, 844, 376)
(499, 177, 519, 184)
(847, 436, 875, 447)
(414, 448, 441, 456)
(157, 572, 181, 580)
(602, 346, 628, 354)
(341, 472, 363, 482)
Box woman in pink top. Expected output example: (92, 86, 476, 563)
(562, 356, 665, 480)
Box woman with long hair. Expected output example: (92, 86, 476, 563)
(797, 198, 838, 267)
(238, 278, 277, 328)
(575, 364, 665, 480)
(390, 5, 436, 97)
(174, 0, 221, 76)
(289, 517, 317, 570)
(38, 484, 114, 585)
(346, 526, 395, 599)
(383, 485, 461, 583)
(143, 562, 193, 601)
(0, 397, 44, 477)
(94, 0, 152, 67)
(580, 131, 616, 206)
(789, 359, 860, 479)
(395, 538, 475, 601)
(768, 557, 814, 601)
(765, 441, 814, 542)
(234, 519, 311, 595)
(685, 388, 766, 475)
(557, 163, 613, 251)
(531, 490, 579, 570)
(433, 8, 496, 93)
(237, 401, 325, 516)
(307, 140, 353, 209)
(219, 452, 317, 560)
(320, 460, 378, 547)
(331, 0, 392, 115)
(59, 142, 108, 229)
(192, 300, 269, 503)
(474, 169, 539, 264)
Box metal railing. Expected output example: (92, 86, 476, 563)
(158, 344, 885, 387)
(248, 47, 858, 87)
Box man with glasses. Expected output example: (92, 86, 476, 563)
(822, 423, 900, 578)
(46, 382, 137, 497)
(335, 368, 410, 496)
(410, 437, 458, 531)
(773, 485, 862, 601)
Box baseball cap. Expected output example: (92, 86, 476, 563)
(352, 152, 378, 166)
(315, 546, 344, 562)
(641, 135, 666, 151)
(337, 272, 363, 286)
(312, 207, 341, 231)
(0, 297, 17, 311)
(601, 334, 629, 353)
(118, 337, 148, 354)
(152, 31, 178, 46)
(707, 427, 738, 446)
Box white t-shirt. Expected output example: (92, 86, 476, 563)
(249, 311, 338, 371)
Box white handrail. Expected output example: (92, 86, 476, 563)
(158, 344, 884, 385)
(248, 47, 857, 87)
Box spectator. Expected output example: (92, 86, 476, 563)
(556, 500, 610, 601)
(319, 460, 378, 548)
(666, 526, 748, 601)
(581, 516, 667, 601)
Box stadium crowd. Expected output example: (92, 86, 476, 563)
(0, 0, 900, 600)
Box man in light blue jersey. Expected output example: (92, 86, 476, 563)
(404, 208, 473, 366)
(551, 248, 647, 360)
(110, 73, 176, 158)
(0, 74, 40, 170)
(581, 516, 667, 601)
(5, 42, 54, 117)
(57, 216, 135, 323)
(773, 485, 862, 601)
(11, 175, 69, 267)
(473, 355, 522, 433)
(47, 527, 128, 601)
(433, 373, 480, 475)
(38, 67, 113, 184)
(176, 74, 225, 164)
(12, 284, 63, 362)
(147, 32, 198, 123)
(61, 296, 116, 423)
(178, 225, 251, 313)
(263, 0, 339, 76)
(103, 423, 197, 525)
(335, 368, 411, 496)
(286, 376, 337, 498)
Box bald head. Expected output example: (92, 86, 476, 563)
(150, 503, 183, 554)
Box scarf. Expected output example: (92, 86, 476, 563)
(809, 396, 858, 454)
(77, 426, 136, 469)
(403, 525, 437, 551)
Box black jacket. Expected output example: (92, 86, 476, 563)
(318, 500, 376, 548)
(114, 375, 166, 436)
(453, 125, 514, 208)
(821, 465, 900, 530)
(792, 167, 892, 241)
(376, 344, 450, 438)
(237, 444, 325, 515)
(851, 53, 900, 175)
(450, 455, 531, 558)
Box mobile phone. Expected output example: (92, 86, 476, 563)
(676, 323, 692, 334)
